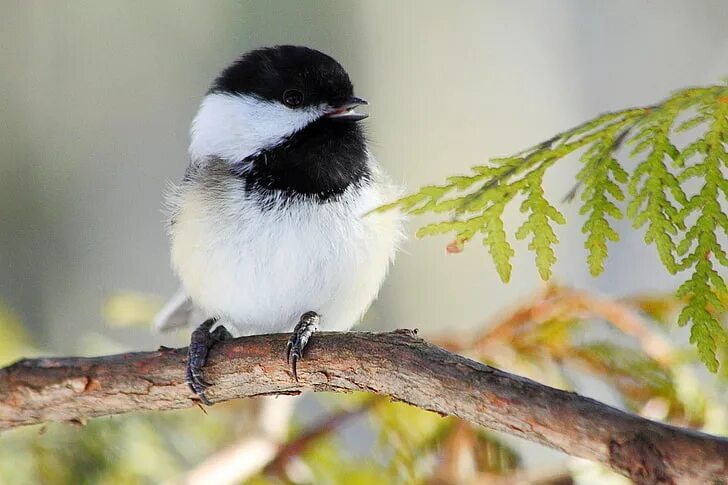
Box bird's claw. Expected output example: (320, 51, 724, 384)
(285, 311, 320, 381)
(186, 319, 232, 405)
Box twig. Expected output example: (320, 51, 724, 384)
(173, 396, 298, 485)
(442, 285, 674, 367)
(264, 397, 380, 476)
(176, 437, 277, 485)
(1, 330, 726, 484)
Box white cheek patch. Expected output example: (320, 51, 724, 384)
(189, 93, 324, 162)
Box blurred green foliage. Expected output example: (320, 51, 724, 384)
(0, 304, 37, 367)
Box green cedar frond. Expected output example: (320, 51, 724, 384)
(379, 82, 728, 371)
(626, 106, 686, 273)
(672, 97, 728, 372)
(515, 169, 566, 280)
(481, 202, 514, 282)
(578, 128, 629, 276)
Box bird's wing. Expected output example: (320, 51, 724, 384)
(152, 288, 196, 333)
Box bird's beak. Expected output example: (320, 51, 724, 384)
(325, 96, 368, 121)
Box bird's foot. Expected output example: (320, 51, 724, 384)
(285, 311, 320, 381)
(187, 318, 233, 405)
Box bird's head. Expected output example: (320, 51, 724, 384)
(189, 45, 368, 162)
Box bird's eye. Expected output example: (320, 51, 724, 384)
(282, 89, 304, 108)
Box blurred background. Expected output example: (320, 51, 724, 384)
(1, 1, 727, 484)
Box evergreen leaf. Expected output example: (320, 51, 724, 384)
(516, 172, 565, 280)
(480, 203, 514, 282)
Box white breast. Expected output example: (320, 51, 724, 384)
(168, 169, 401, 335)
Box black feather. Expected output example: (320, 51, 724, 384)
(233, 117, 369, 203)
(210, 45, 355, 108)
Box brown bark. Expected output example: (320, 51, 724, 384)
(0, 330, 726, 484)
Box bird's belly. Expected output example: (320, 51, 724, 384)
(170, 190, 399, 335)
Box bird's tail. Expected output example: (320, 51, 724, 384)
(152, 288, 195, 333)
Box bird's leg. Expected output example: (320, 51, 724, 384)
(187, 318, 233, 405)
(285, 311, 320, 381)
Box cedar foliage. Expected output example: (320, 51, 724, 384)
(380, 83, 728, 371)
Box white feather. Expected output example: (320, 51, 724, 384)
(189, 93, 325, 162)
(167, 158, 402, 335)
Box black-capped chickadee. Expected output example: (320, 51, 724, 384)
(153, 45, 402, 404)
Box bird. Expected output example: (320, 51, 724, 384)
(153, 45, 403, 405)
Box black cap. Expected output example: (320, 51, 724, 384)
(210, 45, 356, 110)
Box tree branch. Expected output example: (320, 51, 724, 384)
(0, 330, 726, 483)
